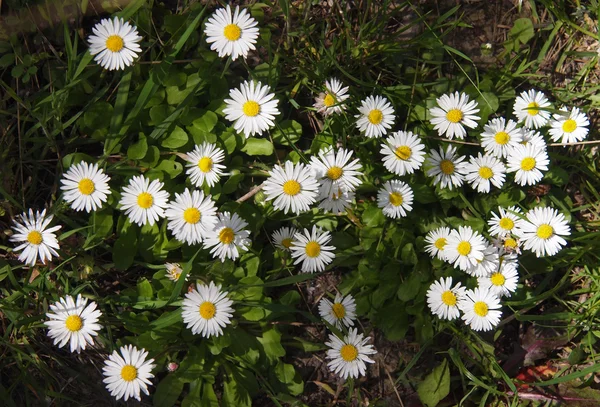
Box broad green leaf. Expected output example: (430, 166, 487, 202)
(137, 279, 153, 298)
(417, 359, 451, 407)
(161, 126, 189, 149)
(127, 134, 148, 160)
(192, 110, 218, 133)
(241, 138, 274, 156)
(510, 18, 535, 45)
(258, 328, 286, 362)
(153, 375, 184, 407)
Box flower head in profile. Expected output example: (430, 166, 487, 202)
(314, 78, 349, 116)
(516, 207, 571, 257)
(429, 91, 480, 139)
(10, 209, 61, 266)
(290, 226, 335, 273)
(355, 95, 395, 138)
(223, 81, 280, 138)
(88, 17, 142, 71)
(204, 212, 251, 262)
(318, 188, 355, 214)
(181, 281, 234, 337)
(465, 243, 500, 278)
(548, 106, 590, 144)
(185, 143, 226, 188)
(325, 328, 377, 380)
(458, 287, 502, 331)
(263, 161, 320, 214)
(102, 345, 155, 402)
(380, 131, 426, 176)
(204, 5, 259, 61)
(60, 161, 111, 212)
(425, 145, 467, 190)
(319, 292, 357, 329)
(119, 175, 169, 226)
(426, 277, 466, 320)
(165, 262, 185, 282)
(271, 226, 298, 252)
(513, 89, 551, 129)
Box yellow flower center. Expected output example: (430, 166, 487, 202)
(441, 290, 457, 306)
(499, 217, 514, 230)
(388, 192, 403, 207)
(434, 237, 447, 250)
(27, 230, 43, 245)
(326, 166, 344, 180)
(65, 315, 83, 332)
(243, 100, 260, 117)
(282, 238, 293, 248)
(137, 192, 154, 209)
(219, 227, 235, 244)
(520, 157, 536, 171)
(120, 365, 138, 382)
(105, 35, 124, 52)
(445, 109, 463, 123)
(199, 301, 216, 319)
(536, 224, 553, 240)
(332, 303, 346, 319)
(473, 301, 489, 317)
(395, 145, 412, 160)
(478, 166, 493, 180)
(526, 102, 539, 116)
(340, 344, 358, 362)
(457, 241, 472, 256)
(198, 157, 213, 173)
(504, 237, 517, 249)
(562, 119, 577, 133)
(323, 94, 336, 107)
(440, 159, 454, 175)
(223, 24, 242, 41)
(305, 241, 321, 258)
(490, 272, 506, 286)
(282, 180, 301, 196)
(494, 131, 510, 145)
(367, 109, 383, 125)
(183, 208, 201, 224)
(78, 178, 95, 195)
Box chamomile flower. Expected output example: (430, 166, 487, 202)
(425, 145, 467, 190)
(45, 294, 102, 353)
(204, 5, 259, 61)
(465, 244, 500, 278)
(102, 345, 155, 402)
(290, 226, 335, 273)
(10, 209, 61, 267)
(380, 131, 426, 176)
(429, 91, 480, 139)
(185, 143, 226, 188)
(516, 207, 571, 257)
(424, 227, 452, 261)
(458, 287, 502, 332)
(271, 226, 298, 252)
(480, 117, 523, 159)
(165, 189, 218, 245)
(520, 129, 547, 150)
(513, 89, 551, 129)
(60, 162, 111, 212)
(314, 78, 350, 116)
(310, 148, 363, 198)
(319, 292, 357, 329)
(377, 180, 414, 219)
(506, 143, 549, 186)
(478, 262, 519, 298)
(88, 17, 142, 71)
(223, 81, 280, 138)
(165, 263, 185, 282)
(464, 153, 506, 193)
(426, 277, 466, 320)
(181, 281, 234, 338)
(355, 95, 395, 138)
(325, 328, 377, 380)
(318, 188, 355, 214)
(263, 161, 320, 214)
(548, 106, 590, 144)
(204, 212, 251, 262)
(119, 175, 169, 226)
(445, 226, 487, 271)
(488, 206, 524, 238)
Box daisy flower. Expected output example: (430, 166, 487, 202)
(425, 145, 467, 190)
(513, 89, 551, 129)
(223, 81, 280, 138)
(444, 226, 487, 271)
(318, 188, 355, 214)
(60, 162, 111, 212)
(516, 207, 571, 257)
(520, 129, 547, 150)
(102, 345, 155, 402)
(10, 209, 61, 267)
(355, 95, 395, 138)
(263, 161, 320, 214)
(465, 244, 500, 278)
(88, 17, 142, 71)
(181, 281, 234, 337)
(429, 91, 480, 139)
(165, 188, 218, 245)
(325, 328, 377, 380)
(271, 226, 298, 251)
(380, 131, 426, 176)
(185, 143, 226, 188)
(310, 148, 363, 198)
(458, 287, 502, 332)
(548, 106, 590, 144)
(119, 175, 169, 226)
(426, 277, 466, 320)
(204, 5, 259, 61)
(480, 117, 523, 159)
(290, 226, 335, 273)
(478, 262, 519, 298)
(319, 292, 357, 329)
(506, 143, 549, 186)
(204, 212, 251, 262)
(314, 78, 350, 116)
(493, 235, 522, 255)
(377, 180, 414, 219)
(45, 294, 102, 353)
(488, 206, 523, 238)
(463, 153, 506, 193)
(165, 262, 185, 282)
(424, 227, 452, 261)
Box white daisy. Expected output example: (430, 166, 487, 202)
(204, 5, 259, 61)
(426, 277, 466, 320)
(478, 261, 519, 298)
(10, 209, 61, 267)
(425, 145, 467, 190)
(464, 153, 506, 193)
(520, 129, 547, 150)
(181, 281, 234, 338)
(314, 78, 350, 116)
(102, 345, 155, 402)
(45, 294, 102, 353)
(204, 212, 251, 262)
(444, 226, 487, 271)
(506, 143, 549, 186)
(377, 180, 414, 219)
(325, 328, 377, 380)
(493, 235, 522, 255)
(185, 143, 226, 188)
(310, 148, 363, 198)
(318, 292, 357, 329)
(165, 188, 218, 245)
(88, 17, 142, 71)
(271, 226, 298, 251)
(119, 175, 169, 226)
(548, 106, 590, 144)
(480, 117, 523, 159)
(222, 81, 280, 138)
(263, 161, 319, 214)
(60, 162, 111, 212)
(380, 130, 426, 176)
(318, 188, 355, 214)
(465, 243, 500, 277)
(355, 95, 395, 138)
(290, 226, 335, 273)
(458, 287, 502, 332)
(424, 227, 452, 261)
(488, 206, 524, 238)
(429, 91, 480, 139)
(516, 207, 571, 257)
(513, 89, 551, 129)
(165, 262, 185, 282)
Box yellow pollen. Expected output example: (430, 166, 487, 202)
(340, 344, 358, 362)
(494, 131, 510, 145)
(499, 218, 514, 230)
(536, 224, 553, 240)
(441, 290, 457, 306)
(446, 109, 463, 123)
(183, 208, 201, 224)
(282, 238, 293, 248)
(434, 237, 447, 250)
(520, 157, 536, 171)
(478, 166, 493, 180)
(562, 119, 577, 133)
(504, 238, 517, 249)
(323, 94, 336, 107)
(199, 301, 216, 319)
(105, 35, 124, 52)
(243, 100, 260, 117)
(440, 159, 455, 175)
(27, 231, 43, 245)
(473, 301, 489, 317)
(526, 102, 539, 116)
(198, 157, 213, 173)
(332, 303, 346, 319)
(389, 192, 403, 207)
(326, 166, 344, 180)
(219, 227, 235, 244)
(367, 109, 383, 125)
(457, 241, 471, 256)
(65, 315, 83, 332)
(282, 180, 301, 196)
(223, 24, 242, 41)
(395, 145, 412, 161)
(305, 241, 321, 258)
(120, 365, 138, 382)
(490, 272, 506, 286)
(137, 192, 154, 209)
(78, 178, 95, 195)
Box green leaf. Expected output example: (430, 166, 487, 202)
(127, 134, 148, 160)
(417, 359, 451, 407)
(84, 101, 113, 129)
(275, 362, 304, 395)
(113, 227, 137, 271)
(192, 110, 218, 133)
(241, 138, 274, 156)
(259, 328, 286, 362)
(137, 279, 153, 298)
(161, 126, 189, 149)
(154, 375, 184, 407)
(510, 18, 535, 45)
(272, 120, 302, 145)
(0, 53, 14, 68)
